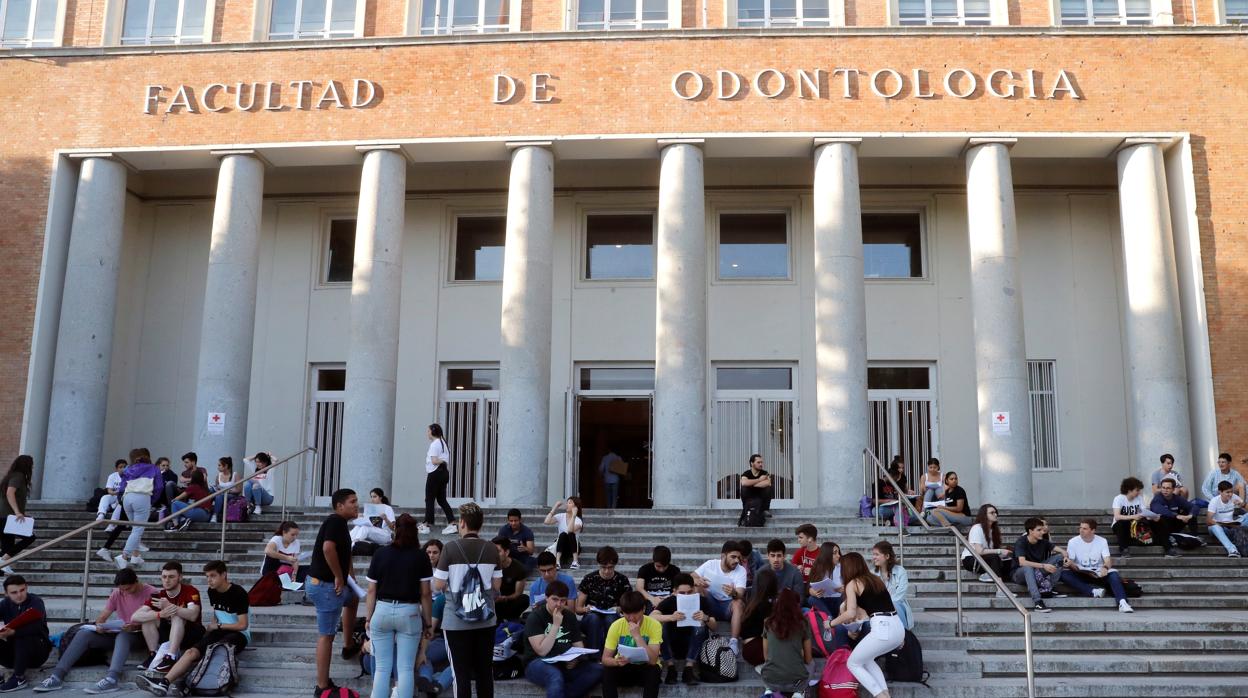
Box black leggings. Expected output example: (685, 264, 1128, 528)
(556, 532, 579, 566)
(424, 466, 454, 526)
(444, 626, 494, 698)
(961, 553, 1008, 579)
(103, 509, 130, 549)
(0, 533, 35, 559)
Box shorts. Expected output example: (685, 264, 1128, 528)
(193, 628, 248, 654)
(306, 576, 357, 636)
(704, 595, 736, 622)
(159, 619, 207, 649)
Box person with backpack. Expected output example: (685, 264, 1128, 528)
(759, 588, 811, 697)
(365, 514, 434, 698)
(209, 458, 242, 524)
(138, 560, 250, 697)
(1111, 476, 1158, 558)
(650, 573, 715, 685)
(35, 567, 157, 694)
(739, 454, 774, 525)
(0, 574, 52, 693)
(692, 541, 748, 656)
(113, 448, 161, 570)
(432, 502, 502, 698)
(307, 489, 363, 696)
(821, 552, 905, 698)
(522, 579, 603, 698)
(420, 424, 458, 537)
(871, 542, 913, 631)
(600, 591, 662, 698)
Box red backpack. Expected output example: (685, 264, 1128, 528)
(805, 607, 832, 657)
(817, 647, 858, 698)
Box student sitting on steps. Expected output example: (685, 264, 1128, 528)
(0, 574, 51, 693)
(575, 546, 632, 651)
(600, 591, 662, 698)
(1009, 517, 1064, 614)
(1111, 477, 1157, 559)
(692, 541, 748, 657)
(650, 573, 715, 686)
(131, 562, 205, 674)
(1059, 518, 1134, 613)
(1206, 480, 1247, 558)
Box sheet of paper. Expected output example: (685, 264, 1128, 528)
(363, 504, 386, 519)
(298, 551, 312, 563)
(616, 643, 650, 664)
(923, 500, 943, 509)
(347, 576, 367, 600)
(279, 573, 303, 591)
(3, 516, 33, 537)
(809, 577, 839, 596)
(214, 611, 239, 628)
(86, 619, 125, 634)
(588, 606, 618, 615)
(675, 593, 701, 628)
(542, 647, 599, 663)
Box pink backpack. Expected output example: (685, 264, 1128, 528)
(818, 648, 858, 698)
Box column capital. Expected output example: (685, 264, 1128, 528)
(1113, 136, 1176, 156)
(355, 144, 413, 163)
(963, 137, 1017, 155)
(209, 149, 272, 168)
(506, 140, 554, 150)
(66, 152, 136, 172)
(813, 137, 862, 147)
(656, 138, 704, 148)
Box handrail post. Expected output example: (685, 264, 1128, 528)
(79, 527, 93, 623)
(281, 460, 290, 522)
(1024, 611, 1036, 698)
(897, 499, 905, 563)
(953, 535, 964, 637)
(220, 500, 228, 560)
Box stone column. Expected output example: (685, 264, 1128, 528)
(812, 139, 869, 510)
(340, 146, 407, 497)
(191, 151, 265, 464)
(41, 155, 128, 501)
(1116, 139, 1193, 479)
(652, 140, 707, 508)
(496, 143, 555, 505)
(965, 138, 1034, 506)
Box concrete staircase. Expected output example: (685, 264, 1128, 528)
(8, 503, 1248, 697)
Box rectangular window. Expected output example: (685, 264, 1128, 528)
(269, 0, 357, 39)
(868, 366, 930, 391)
(1060, 0, 1150, 24)
(119, 0, 207, 44)
(1028, 360, 1061, 470)
(420, 0, 510, 34)
(323, 218, 356, 284)
(452, 216, 506, 282)
(1226, 0, 1248, 21)
(862, 212, 923, 279)
(1, 0, 58, 46)
(579, 367, 655, 391)
(716, 367, 792, 391)
(736, 0, 831, 27)
(585, 213, 654, 280)
(447, 367, 500, 391)
(897, 0, 990, 24)
(577, 0, 667, 28)
(316, 367, 346, 391)
(718, 212, 790, 280)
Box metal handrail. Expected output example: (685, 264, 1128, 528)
(863, 448, 1035, 698)
(864, 449, 933, 564)
(10, 447, 313, 622)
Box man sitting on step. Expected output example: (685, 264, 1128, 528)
(1010, 518, 1064, 614)
(1149, 479, 1196, 557)
(139, 560, 250, 697)
(692, 541, 748, 656)
(0, 574, 52, 693)
(1206, 480, 1247, 558)
(1059, 519, 1134, 613)
(132, 561, 204, 674)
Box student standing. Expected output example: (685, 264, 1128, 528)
(114, 448, 159, 570)
(0, 456, 36, 575)
(432, 503, 502, 698)
(600, 591, 662, 698)
(759, 589, 811, 698)
(0, 575, 51, 692)
(421, 424, 457, 536)
(307, 489, 362, 696)
(365, 514, 434, 698)
(822, 552, 905, 698)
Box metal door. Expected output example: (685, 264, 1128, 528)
(711, 397, 797, 505)
(442, 397, 499, 503)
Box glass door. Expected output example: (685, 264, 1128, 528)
(307, 365, 346, 507)
(711, 366, 798, 507)
(571, 366, 655, 509)
(867, 364, 938, 490)
(441, 366, 500, 505)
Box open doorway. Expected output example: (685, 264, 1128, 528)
(577, 397, 652, 509)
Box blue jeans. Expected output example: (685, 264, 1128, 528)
(580, 613, 612, 650)
(1059, 569, 1127, 603)
(418, 637, 453, 691)
(660, 625, 708, 662)
(171, 501, 211, 524)
(370, 601, 422, 698)
(306, 577, 356, 636)
(524, 656, 604, 698)
(604, 481, 619, 509)
(1210, 517, 1247, 554)
(244, 482, 274, 507)
(121, 492, 150, 556)
(1011, 554, 1064, 602)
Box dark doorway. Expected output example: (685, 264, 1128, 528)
(577, 397, 652, 509)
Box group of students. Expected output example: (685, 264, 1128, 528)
(0, 561, 249, 696)
(870, 457, 974, 530)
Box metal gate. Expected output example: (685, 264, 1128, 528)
(868, 397, 935, 488)
(443, 397, 499, 503)
(711, 398, 796, 504)
(310, 400, 345, 500)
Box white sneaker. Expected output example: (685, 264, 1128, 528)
(1092, 588, 1105, 599)
(1, 566, 13, 575)
(417, 524, 430, 535)
(138, 543, 150, 553)
(996, 588, 1010, 598)
(96, 548, 112, 563)
(114, 554, 128, 570)
(978, 574, 993, 583)
(130, 556, 146, 568)
(95, 512, 106, 520)
(1118, 599, 1134, 613)
(441, 524, 458, 535)
(254, 506, 263, 515)
(728, 637, 740, 656)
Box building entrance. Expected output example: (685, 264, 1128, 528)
(867, 363, 939, 489)
(568, 366, 654, 509)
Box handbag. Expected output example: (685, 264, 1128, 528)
(1130, 520, 1153, 545)
(607, 456, 628, 477)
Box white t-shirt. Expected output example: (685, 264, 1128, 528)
(963, 523, 990, 559)
(105, 472, 123, 492)
(268, 535, 300, 557)
(553, 513, 582, 535)
(426, 439, 450, 474)
(1209, 494, 1244, 524)
(356, 504, 397, 528)
(245, 458, 269, 491)
(1065, 535, 1111, 572)
(1112, 494, 1147, 518)
(694, 559, 748, 602)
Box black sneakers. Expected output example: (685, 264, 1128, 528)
(1033, 600, 1052, 613)
(663, 665, 678, 684)
(0, 675, 28, 693)
(682, 665, 700, 685)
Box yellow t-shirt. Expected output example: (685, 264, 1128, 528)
(604, 615, 663, 665)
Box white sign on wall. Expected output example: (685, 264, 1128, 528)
(206, 412, 226, 435)
(991, 411, 1011, 435)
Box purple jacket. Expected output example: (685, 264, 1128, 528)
(117, 461, 160, 499)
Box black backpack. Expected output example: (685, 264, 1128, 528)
(695, 635, 738, 683)
(883, 629, 929, 685)
(57, 624, 108, 667)
(738, 506, 764, 528)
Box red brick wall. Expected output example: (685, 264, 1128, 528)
(1, 33, 1245, 478)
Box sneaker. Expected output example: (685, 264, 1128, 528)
(1229, 551, 1241, 558)
(84, 677, 120, 694)
(130, 556, 146, 568)
(417, 524, 430, 535)
(137, 674, 169, 696)
(139, 543, 150, 553)
(0, 675, 28, 693)
(441, 523, 458, 535)
(95, 548, 112, 563)
(415, 676, 437, 696)
(1050, 592, 1067, 598)
(1033, 600, 1051, 613)
(32, 675, 63, 692)
(978, 574, 993, 583)
(1165, 549, 1182, 558)
(114, 554, 129, 570)
(1119, 599, 1134, 613)
(1092, 588, 1105, 599)
(569, 561, 580, 570)
(664, 665, 678, 685)
(254, 506, 263, 515)
(314, 682, 338, 698)
(95, 512, 106, 520)
(209, 516, 217, 524)
(682, 665, 699, 685)
(154, 656, 176, 673)
(177, 518, 193, 532)
(728, 637, 741, 656)
(0, 566, 13, 576)
(1118, 549, 1131, 559)
(138, 652, 157, 669)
